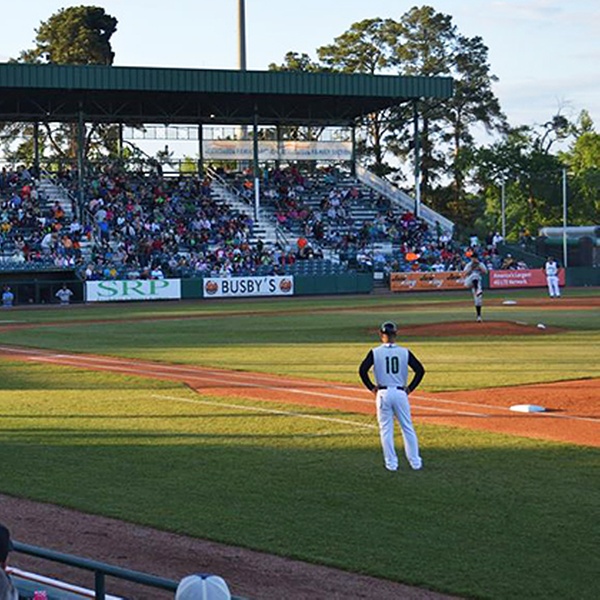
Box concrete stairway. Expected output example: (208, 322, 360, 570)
(209, 179, 286, 248)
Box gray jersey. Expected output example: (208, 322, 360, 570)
(463, 260, 487, 279)
(372, 343, 409, 388)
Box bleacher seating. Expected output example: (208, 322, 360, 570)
(0, 160, 516, 283)
(0, 165, 84, 271)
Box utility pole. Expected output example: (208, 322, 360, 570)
(238, 0, 247, 71)
(501, 180, 506, 239)
(562, 167, 568, 268)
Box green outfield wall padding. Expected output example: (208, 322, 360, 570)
(294, 273, 373, 295)
(180, 278, 202, 299)
(565, 267, 600, 287)
(180, 274, 373, 299)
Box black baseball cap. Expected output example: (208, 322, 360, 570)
(379, 321, 398, 335)
(0, 523, 14, 562)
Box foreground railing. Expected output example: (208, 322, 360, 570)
(13, 541, 246, 600)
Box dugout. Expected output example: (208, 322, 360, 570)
(0, 269, 83, 305)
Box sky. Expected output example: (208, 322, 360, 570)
(2, 0, 599, 137)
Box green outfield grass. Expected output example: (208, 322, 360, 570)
(1, 289, 598, 390)
(0, 288, 599, 599)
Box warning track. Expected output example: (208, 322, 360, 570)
(1, 344, 598, 447)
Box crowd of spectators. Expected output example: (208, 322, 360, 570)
(76, 163, 286, 280)
(230, 165, 530, 276)
(0, 161, 530, 282)
(0, 165, 86, 269)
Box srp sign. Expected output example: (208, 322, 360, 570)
(86, 279, 181, 302)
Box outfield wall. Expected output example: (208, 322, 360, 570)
(180, 273, 373, 299)
(0, 269, 598, 305)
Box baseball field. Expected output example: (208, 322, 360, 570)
(0, 287, 599, 599)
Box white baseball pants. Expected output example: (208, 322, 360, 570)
(547, 275, 560, 297)
(376, 388, 422, 471)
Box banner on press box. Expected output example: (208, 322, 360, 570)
(203, 276, 294, 298)
(86, 279, 181, 302)
(203, 140, 352, 161)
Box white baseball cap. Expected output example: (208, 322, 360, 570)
(175, 574, 231, 600)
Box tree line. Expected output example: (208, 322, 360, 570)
(2, 5, 598, 241)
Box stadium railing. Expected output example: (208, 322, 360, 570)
(13, 540, 246, 600)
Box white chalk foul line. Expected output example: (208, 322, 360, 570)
(151, 393, 377, 430)
(30, 354, 488, 417)
(4, 346, 597, 424)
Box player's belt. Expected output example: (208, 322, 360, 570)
(378, 386, 404, 390)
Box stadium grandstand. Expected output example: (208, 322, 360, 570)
(2, 62, 597, 304)
(0, 63, 462, 302)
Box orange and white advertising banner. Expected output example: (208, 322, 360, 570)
(390, 271, 465, 292)
(202, 275, 294, 298)
(489, 269, 565, 289)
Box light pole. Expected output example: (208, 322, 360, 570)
(562, 167, 568, 268)
(238, 0, 247, 71)
(500, 180, 506, 240)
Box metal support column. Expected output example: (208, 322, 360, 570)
(413, 101, 421, 218)
(76, 107, 86, 220)
(198, 123, 204, 178)
(350, 124, 356, 177)
(276, 124, 282, 170)
(33, 122, 40, 177)
(253, 109, 260, 222)
(118, 123, 124, 160)
(501, 180, 506, 239)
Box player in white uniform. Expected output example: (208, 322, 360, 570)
(359, 321, 426, 472)
(56, 284, 74, 305)
(544, 257, 561, 298)
(462, 254, 488, 322)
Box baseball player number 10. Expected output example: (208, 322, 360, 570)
(386, 356, 400, 373)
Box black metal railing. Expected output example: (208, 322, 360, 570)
(13, 540, 246, 600)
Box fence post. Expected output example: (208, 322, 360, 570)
(95, 570, 106, 599)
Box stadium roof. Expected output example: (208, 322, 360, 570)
(0, 63, 453, 126)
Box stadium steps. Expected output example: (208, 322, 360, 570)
(36, 177, 93, 260)
(355, 164, 455, 236)
(37, 177, 75, 220)
(209, 180, 284, 246)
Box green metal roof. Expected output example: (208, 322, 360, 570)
(0, 63, 453, 126)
